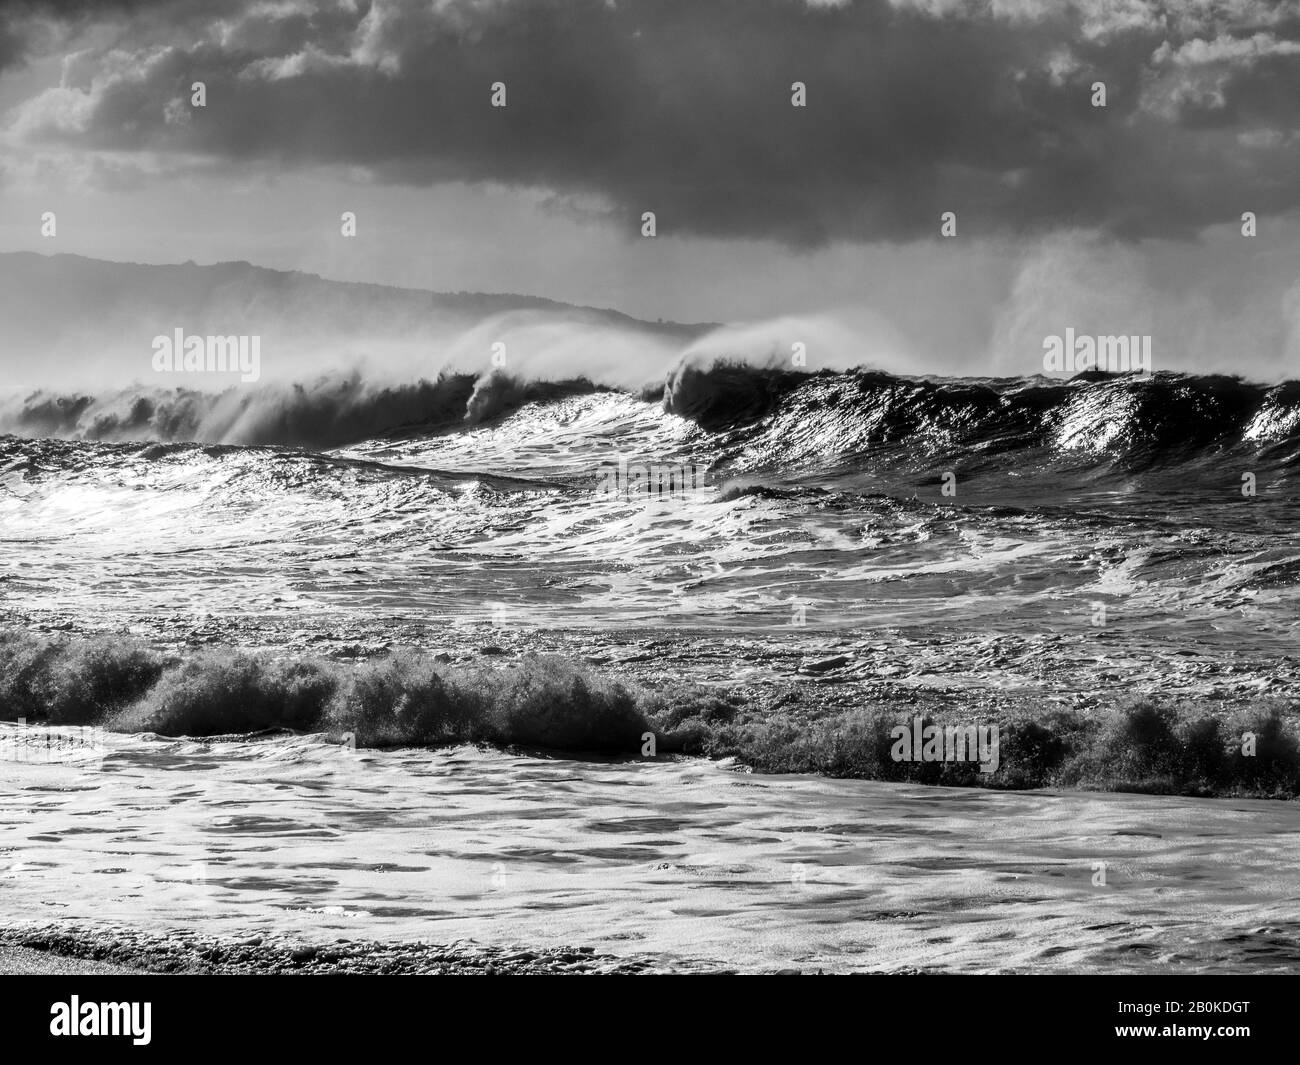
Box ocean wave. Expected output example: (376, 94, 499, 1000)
(0, 371, 607, 451)
(4, 365, 1300, 474)
(3, 628, 1296, 797)
(0, 628, 733, 753)
(665, 364, 1300, 473)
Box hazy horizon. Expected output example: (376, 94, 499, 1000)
(2, 0, 1299, 382)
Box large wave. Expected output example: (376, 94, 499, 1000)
(0, 371, 612, 450)
(662, 364, 1300, 470)
(4, 363, 1300, 474)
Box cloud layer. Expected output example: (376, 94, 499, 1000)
(3, 0, 1300, 244)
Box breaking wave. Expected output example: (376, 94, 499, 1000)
(0, 371, 611, 451)
(3, 363, 1300, 474)
(662, 364, 1300, 460)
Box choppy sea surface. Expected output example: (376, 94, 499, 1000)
(4, 368, 1299, 693)
(3, 727, 1298, 972)
(2, 366, 1298, 969)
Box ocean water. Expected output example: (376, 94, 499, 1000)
(2, 367, 1298, 704)
(3, 726, 1298, 972)
(3, 366, 1299, 970)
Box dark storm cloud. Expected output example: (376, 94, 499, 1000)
(7, 0, 1300, 243)
(0, 0, 249, 74)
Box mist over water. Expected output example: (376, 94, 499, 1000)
(5, 238, 1300, 444)
(2, 254, 1297, 682)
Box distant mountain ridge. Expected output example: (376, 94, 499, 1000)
(0, 250, 708, 332)
(0, 251, 711, 390)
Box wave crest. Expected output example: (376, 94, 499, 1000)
(0, 371, 611, 450)
(5, 364, 1300, 471)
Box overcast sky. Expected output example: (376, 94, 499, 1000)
(1, 0, 1298, 375)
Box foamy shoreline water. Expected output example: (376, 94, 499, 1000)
(3, 371, 1299, 974)
(2, 725, 1296, 973)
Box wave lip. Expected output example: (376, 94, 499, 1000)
(0, 629, 729, 754)
(0, 371, 615, 450)
(664, 364, 1300, 475)
(4, 366, 1300, 481)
